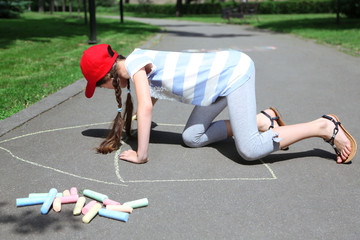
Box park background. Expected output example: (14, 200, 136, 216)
(0, 0, 359, 121)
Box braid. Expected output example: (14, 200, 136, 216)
(97, 56, 132, 154)
(123, 79, 133, 137)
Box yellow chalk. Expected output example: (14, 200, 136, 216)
(63, 190, 70, 196)
(73, 196, 86, 216)
(82, 203, 102, 224)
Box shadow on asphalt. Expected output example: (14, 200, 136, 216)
(82, 126, 339, 166)
(0, 202, 83, 235)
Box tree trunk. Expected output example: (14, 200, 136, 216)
(176, 0, 182, 17)
(69, 0, 73, 17)
(39, 0, 44, 12)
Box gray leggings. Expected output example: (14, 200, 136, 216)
(182, 72, 280, 161)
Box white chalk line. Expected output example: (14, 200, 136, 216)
(0, 146, 127, 186)
(1, 122, 277, 184)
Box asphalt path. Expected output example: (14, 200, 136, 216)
(1, 17, 360, 240)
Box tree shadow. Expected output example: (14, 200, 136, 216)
(0, 15, 159, 49)
(0, 201, 83, 235)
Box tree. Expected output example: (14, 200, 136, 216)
(176, 0, 182, 17)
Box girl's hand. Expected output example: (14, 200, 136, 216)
(119, 149, 148, 164)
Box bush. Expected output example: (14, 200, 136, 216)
(334, 0, 360, 18)
(258, 0, 332, 14)
(0, 0, 27, 18)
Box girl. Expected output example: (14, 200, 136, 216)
(80, 44, 356, 164)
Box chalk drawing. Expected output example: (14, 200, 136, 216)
(0, 122, 277, 185)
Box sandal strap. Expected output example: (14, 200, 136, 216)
(322, 115, 341, 156)
(261, 110, 279, 129)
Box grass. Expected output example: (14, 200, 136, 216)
(0, 12, 160, 120)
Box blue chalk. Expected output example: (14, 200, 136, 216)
(40, 188, 58, 215)
(98, 208, 129, 222)
(16, 197, 47, 207)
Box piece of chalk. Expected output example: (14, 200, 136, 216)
(83, 189, 108, 202)
(106, 204, 133, 213)
(82, 200, 97, 215)
(82, 203, 102, 224)
(29, 193, 62, 198)
(53, 198, 62, 212)
(73, 196, 86, 216)
(70, 187, 78, 195)
(63, 190, 70, 196)
(103, 199, 121, 206)
(58, 195, 79, 204)
(40, 188, 58, 215)
(99, 208, 129, 222)
(123, 198, 148, 209)
(16, 197, 46, 207)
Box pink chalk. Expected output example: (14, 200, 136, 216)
(70, 187, 78, 195)
(58, 195, 79, 204)
(82, 200, 97, 215)
(103, 199, 121, 206)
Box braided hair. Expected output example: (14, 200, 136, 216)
(97, 55, 133, 154)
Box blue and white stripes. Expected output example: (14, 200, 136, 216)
(125, 48, 254, 106)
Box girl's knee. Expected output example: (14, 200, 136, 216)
(182, 131, 203, 148)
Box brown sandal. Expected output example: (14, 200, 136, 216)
(322, 114, 357, 163)
(261, 107, 289, 150)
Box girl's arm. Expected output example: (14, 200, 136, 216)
(119, 67, 152, 164)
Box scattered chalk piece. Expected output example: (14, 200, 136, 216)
(123, 198, 148, 209)
(17, 187, 147, 224)
(73, 196, 86, 216)
(99, 208, 129, 222)
(83, 189, 108, 202)
(40, 188, 58, 215)
(82, 203, 102, 224)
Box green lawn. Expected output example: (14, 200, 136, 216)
(0, 12, 160, 120)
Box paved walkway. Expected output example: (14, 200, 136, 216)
(1, 17, 360, 240)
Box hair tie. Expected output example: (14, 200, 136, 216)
(117, 108, 122, 113)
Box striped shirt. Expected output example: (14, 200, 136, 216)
(125, 48, 254, 106)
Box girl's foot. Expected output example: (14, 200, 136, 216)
(322, 115, 353, 163)
(257, 108, 281, 132)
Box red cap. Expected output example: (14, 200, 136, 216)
(80, 44, 118, 98)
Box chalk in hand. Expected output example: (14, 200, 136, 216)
(99, 208, 129, 222)
(73, 196, 86, 216)
(83, 189, 109, 202)
(123, 198, 148, 209)
(82, 203, 102, 224)
(40, 188, 58, 215)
